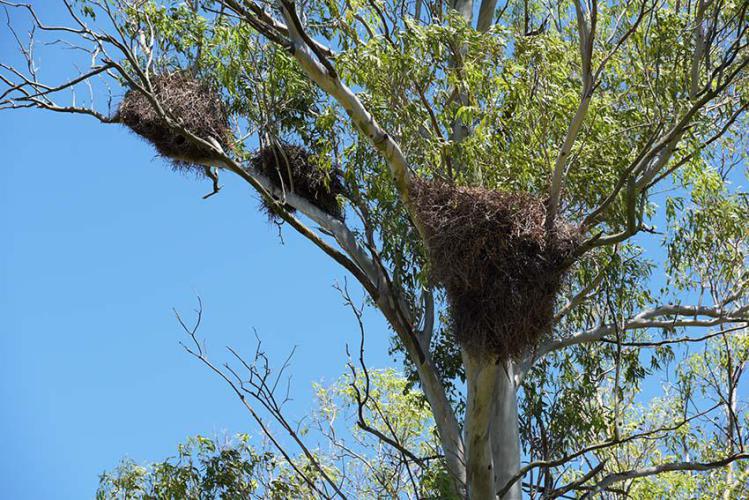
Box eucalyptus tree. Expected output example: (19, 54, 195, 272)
(2, 0, 749, 497)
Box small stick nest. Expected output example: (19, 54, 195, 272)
(117, 71, 231, 174)
(251, 143, 344, 219)
(411, 179, 579, 360)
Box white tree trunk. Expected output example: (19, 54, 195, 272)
(465, 355, 522, 499)
(464, 353, 499, 499)
(491, 361, 522, 499)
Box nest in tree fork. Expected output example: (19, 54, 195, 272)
(251, 143, 344, 219)
(410, 179, 579, 360)
(117, 72, 231, 174)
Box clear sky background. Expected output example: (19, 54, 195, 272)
(0, 4, 394, 497)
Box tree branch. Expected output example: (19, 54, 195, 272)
(546, 0, 596, 227)
(268, 1, 413, 205)
(476, 0, 497, 32)
(583, 453, 749, 497)
(176, 301, 340, 499)
(531, 302, 749, 367)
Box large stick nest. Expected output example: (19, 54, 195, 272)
(117, 71, 231, 173)
(251, 143, 344, 219)
(411, 179, 579, 359)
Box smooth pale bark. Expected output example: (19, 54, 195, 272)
(476, 0, 498, 32)
(546, 0, 594, 227)
(279, 7, 412, 202)
(690, 0, 706, 98)
(546, 91, 591, 225)
(464, 353, 499, 499)
(491, 361, 522, 499)
(452, 0, 474, 22)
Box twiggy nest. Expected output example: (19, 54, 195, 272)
(411, 179, 579, 359)
(251, 143, 344, 219)
(117, 71, 231, 173)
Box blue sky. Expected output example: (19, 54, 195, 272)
(0, 5, 394, 497)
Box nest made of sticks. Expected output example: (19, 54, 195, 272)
(411, 178, 579, 360)
(251, 143, 344, 219)
(117, 71, 231, 173)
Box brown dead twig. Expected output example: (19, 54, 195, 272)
(175, 298, 347, 499)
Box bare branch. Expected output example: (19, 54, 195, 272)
(338, 283, 428, 467)
(583, 453, 749, 496)
(554, 258, 610, 322)
(599, 324, 748, 348)
(175, 301, 338, 499)
(532, 302, 749, 364)
(546, 0, 597, 227)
